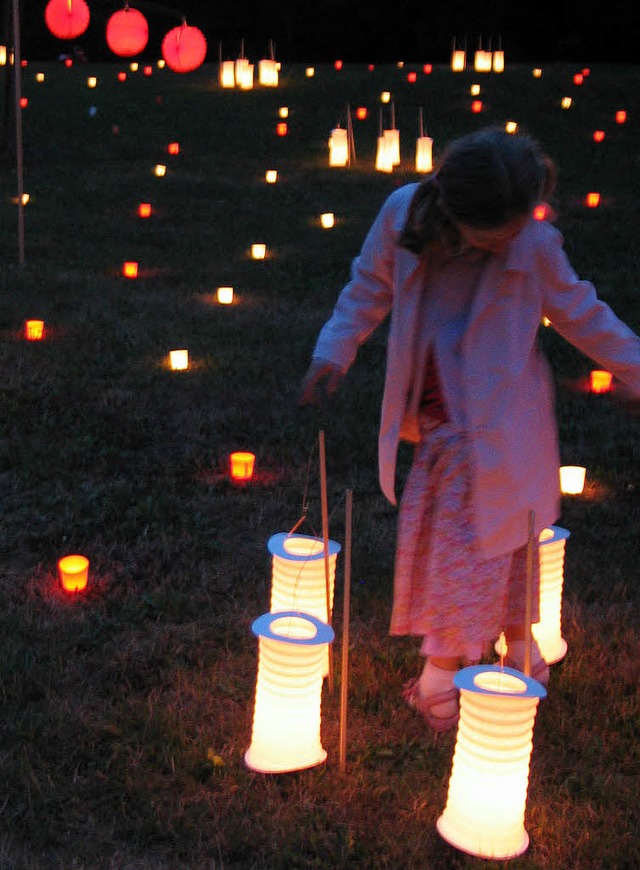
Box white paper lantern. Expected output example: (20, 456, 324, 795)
(245, 611, 334, 773)
(375, 135, 394, 173)
(219, 60, 235, 87)
(383, 128, 401, 166)
(437, 665, 546, 859)
(258, 58, 278, 86)
(328, 127, 349, 167)
(268, 532, 340, 622)
(532, 526, 570, 664)
(415, 136, 433, 172)
(559, 465, 586, 494)
(474, 49, 492, 72)
(451, 49, 466, 72)
(493, 50, 505, 72)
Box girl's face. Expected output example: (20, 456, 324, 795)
(455, 213, 530, 254)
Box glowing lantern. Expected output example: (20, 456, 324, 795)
(245, 611, 334, 773)
(219, 60, 235, 87)
(586, 192, 601, 208)
(590, 369, 612, 393)
(137, 203, 151, 218)
(383, 128, 401, 166)
(559, 465, 586, 495)
(154, 164, 167, 176)
(355, 106, 367, 120)
(305, 67, 315, 77)
(375, 135, 394, 173)
(471, 100, 483, 114)
(167, 142, 180, 155)
(505, 120, 518, 134)
(25, 319, 45, 341)
(278, 106, 289, 118)
(130, 61, 138, 71)
(117, 71, 126, 81)
(423, 63, 433, 74)
(259, 58, 278, 86)
(19, 97, 28, 108)
(470, 83, 480, 95)
(161, 22, 207, 73)
(64, 58, 73, 67)
(532, 526, 570, 664)
(229, 451, 255, 481)
(169, 349, 189, 370)
(451, 49, 466, 71)
(45, 0, 90, 40)
(58, 554, 89, 593)
(328, 127, 349, 167)
(334, 59, 343, 70)
(265, 169, 278, 183)
(437, 665, 546, 859)
(143, 65, 152, 76)
(276, 122, 288, 136)
(0, 46, 6, 65)
(593, 130, 605, 142)
(123, 261, 138, 278)
(36, 72, 45, 82)
(235, 58, 253, 89)
(561, 97, 572, 109)
(493, 50, 505, 72)
(268, 532, 341, 626)
(407, 71, 417, 83)
(87, 76, 97, 88)
(416, 136, 433, 173)
(216, 286, 234, 304)
(251, 243, 266, 260)
(157, 59, 165, 68)
(106, 7, 149, 57)
(615, 110, 627, 124)
(474, 49, 492, 72)
(533, 204, 549, 221)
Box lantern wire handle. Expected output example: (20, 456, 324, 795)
(524, 509, 536, 677)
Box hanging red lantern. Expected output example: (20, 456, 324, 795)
(44, 0, 90, 41)
(161, 22, 207, 73)
(106, 7, 149, 58)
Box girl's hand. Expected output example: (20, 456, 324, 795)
(299, 358, 344, 405)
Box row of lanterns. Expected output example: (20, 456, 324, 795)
(44, 0, 207, 73)
(241, 518, 571, 859)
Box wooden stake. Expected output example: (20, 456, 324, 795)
(524, 509, 535, 677)
(12, 0, 25, 266)
(318, 430, 334, 693)
(339, 489, 352, 773)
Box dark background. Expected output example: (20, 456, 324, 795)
(12, 0, 640, 64)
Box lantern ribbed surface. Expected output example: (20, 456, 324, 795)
(329, 128, 349, 166)
(437, 665, 546, 859)
(415, 136, 433, 172)
(532, 525, 570, 664)
(245, 611, 334, 773)
(268, 533, 340, 622)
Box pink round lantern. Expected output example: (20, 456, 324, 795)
(45, 0, 90, 40)
(106, 7, 149, 57)
(161, 22, 207, 73)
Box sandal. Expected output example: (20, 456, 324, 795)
(402, 677, 460, 733)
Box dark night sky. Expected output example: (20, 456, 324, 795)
(19, 0, 640, 63)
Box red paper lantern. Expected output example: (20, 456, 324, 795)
(106, 7, 149, 58)
(161, 23, 207, 73)
(44, 0, 90, 40)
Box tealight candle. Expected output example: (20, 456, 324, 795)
(230, 451, 256, 481)
(559, 465, 586, 495)
(123, 261, 138, 278)
(25, 319, 44, 341)
(589, 370, 612, 393)
(320, 213, 335, 229)
(87, 76, 97, 88)
(265, 169, 278, 183)
(216, 286, 234, 304)
(154, 164, 167, 177)
(278, 106, 289, 118)
(138, 203, 152, 218)
(167, 142, 180, 155)
(169, 349, 189, 370)
(305, 67, 315, 77)
(561, 97, 572, 109)
(251, 243, 266, 260)
(586, 192, 600, 208)
(380, 91, 391, 103)
(58, 554, 89, 593)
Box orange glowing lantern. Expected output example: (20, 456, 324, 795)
(58, 554, 89, 593)
(492, 50, 505, 72)
(533, 204, 549, 221)
(19, 97, 28, 108)
(532, 526, 570, 664)
(36, 72, 45, 82)
(559, 465, 586, 495)
(130, 61, 138, 71)
(589, 369, 612, 393)
(375, 135, 394, 173)
(87, 76, 97, 88)
(154, 163, 167, 176)
(265, 169, 278, 183)
(167, 142, 180, 155)
(138, 202, 152, 218)
(305, 67, 315, 77)
(471, 100, 483, 114)
(334, 59, 343, 70)
(259, 58, 278, 86)
(235, 58, 254, 89)
(407, 71, 417, 83)
(328, 127, 349, 167)
(380, 91, 391, 103)
(505, 120, 518, 134)
(437, 665, 546, 859)
(229, 451, 255, 481)
(586, 192, 601, 208)
(106, 6, 149, 57)
(320, 213, 335, 229)
(117, 71, 126, 81)
(561, 97, 572, 109)
(216, 286, 234, 304)
(532, 67, 542, 78)
(451, 49, 466, 71)
(615, 110, 627, 124)
(251, 243, 266, 260)
(45, 0, 90, 40)
(356, 106, 367, 120)
(25, 319, 45, 341)
(423, 63, 433, 74)
(169, 349, 189, 370)
(416, 137, 433, 172)
(123, 261, 138, 278)
(143, 65, 152, 76)
(593, 130, 605, 142)
(573, 73, 583, 85)
(383, 128, 401, 167)
(276, 121, 288, 136)
(474, 48, 492, 73)
(219, 60, 235, 87)
(161, 22, 207, 73)
(278, 106, 289, 118)
(245, 611, 334, 773)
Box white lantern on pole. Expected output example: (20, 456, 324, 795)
(245, 611, 334, 773)
(328, 127, 349, 167)
(451, 49, 466, 72)
(219, 60, 235, 87)
(493, 50, 505, 72)
(259, 58, 278, 86)
(437, 665, 546, 859)
(531, 526, 570, 664)
(383, 128, 401, 167)
(268, 532, 340, 622)
(375, 135, 394, 172)
(415, 108, 433, 173)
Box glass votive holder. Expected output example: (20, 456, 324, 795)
(251, 243, 266, 260)
(217, 286, 234, 304)
(25, 319, 45, 341)
(559, 465, 586, 495)
(230, 451, 256, 481)
(169, 349, 189, 370)
(58, 554, 89, 593)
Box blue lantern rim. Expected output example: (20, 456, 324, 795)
(454, 664, 547, 699)
(251, 610, 335, 645)
(267, 532, 341, 561)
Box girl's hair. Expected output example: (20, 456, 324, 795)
(399, 127, 557, 255)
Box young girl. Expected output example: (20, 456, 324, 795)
(300, 127, 640, 732)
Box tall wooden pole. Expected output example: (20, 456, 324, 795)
(524, 510, 536, 677)
(12, 0, 25, 265)
(339, 489, 352, 773)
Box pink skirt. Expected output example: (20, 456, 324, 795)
(390, 417, 539, 661)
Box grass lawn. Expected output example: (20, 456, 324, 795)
(0, 58, 639, 869)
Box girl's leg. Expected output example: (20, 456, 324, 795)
(504, 624, 549, 685)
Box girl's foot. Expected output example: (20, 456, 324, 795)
(402, 678, 459, 732)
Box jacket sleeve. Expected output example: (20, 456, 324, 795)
(312, 190, 401, 372)
(539, 227, 640, 395)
